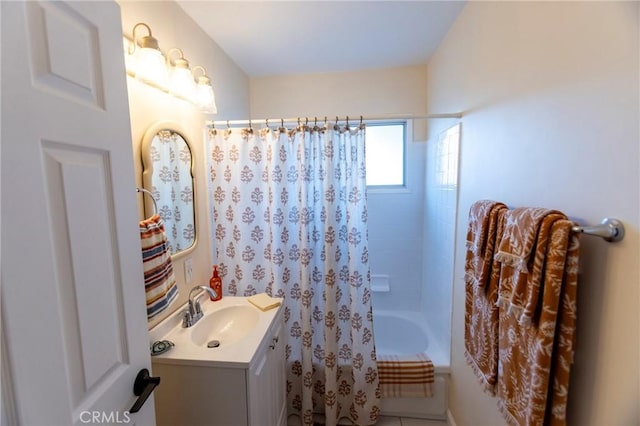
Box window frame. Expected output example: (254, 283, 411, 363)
(364, 120, 408, 192)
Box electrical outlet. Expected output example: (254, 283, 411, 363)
(184, 258, 193, 284)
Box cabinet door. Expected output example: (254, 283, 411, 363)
(248, 310, 286, 426)
(248, 347, 270, 425)
(272, 320, 286, 426)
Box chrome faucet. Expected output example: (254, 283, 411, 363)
(182, 285, 217, 328)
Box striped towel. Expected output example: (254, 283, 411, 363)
(140, 214, 178, 320)
(377, 353, 434, 398)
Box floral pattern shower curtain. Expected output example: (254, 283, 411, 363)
(207, 124, 380, 425)
(149, 130, 195, 253)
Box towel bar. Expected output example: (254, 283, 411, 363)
(136, 187, 158, 216)
(571, 218, 624, 242)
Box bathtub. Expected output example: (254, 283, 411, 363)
(373, 310, 450, 420)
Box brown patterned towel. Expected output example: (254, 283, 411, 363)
(464, 201, 507, 395)
(495, 207, 559, 275)
(496, 217, 580, 426)
(140, 214, 178, 320)
(465, 200, 508, 288)
(377, 353, 434, 398)
(546, 230, 579, 426)
(495, 207, 563, 323)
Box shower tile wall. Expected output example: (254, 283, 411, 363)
(368, 129, 426, 312)
(368, 120, 459, 338)
(422, 124, 460, 357)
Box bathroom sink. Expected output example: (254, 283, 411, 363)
(190, 305, 260, 347)
(148, 296, 282, 367)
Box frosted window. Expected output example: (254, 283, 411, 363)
(365, 123, 405, 186)
(436, 124, 460, 188)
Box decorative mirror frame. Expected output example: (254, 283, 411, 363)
(140, 121, 198, 259)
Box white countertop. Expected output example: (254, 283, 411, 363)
(148, 296, 282, 369)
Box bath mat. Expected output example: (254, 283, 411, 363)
(377, 353, 434, 398)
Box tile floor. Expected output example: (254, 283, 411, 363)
(288, 414, 447, 426)
(377, 416, 447, 426)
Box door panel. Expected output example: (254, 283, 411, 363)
(1, 1, 155, 425)
(26, 1, 105, 107)
(42, 142, 130, 402)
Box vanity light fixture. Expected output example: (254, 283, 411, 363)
(193, 66, 218, 114)
(124, 22, 218, 115)
(129, 22, 168, 88)
(167, 48, 196, 100)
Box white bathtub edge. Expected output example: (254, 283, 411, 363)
(447, 408, 458, 426)
(378, 376, 448, 420)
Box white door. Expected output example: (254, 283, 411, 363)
(1, 1, 156, 425)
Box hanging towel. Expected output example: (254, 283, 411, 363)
(496, 209, 566, 325)
(496, 216, 580, 426)
(546, 232, 580, 426)
(495, 207, 560, 275)
(465, 200, 507, 288)
(377, 353, 434, 398)
(140, 214, 178, 320)
(464, 200, 507, 395)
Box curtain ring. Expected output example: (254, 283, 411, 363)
(360, 115, 363, 126)
(324, 116, 328, 126)
(265, 118, 269, 128)
(305, 117, 308, 126)
(281, 118, 284, 128)
(346, 116, 349, 126)
(249, 119, 252, 129)
(336, 116, 339, 124)
(297, 117, 301, 126)
(226, 120, 230, 129)
(314, 116, 317, 126)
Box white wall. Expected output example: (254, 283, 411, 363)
(250, 66, 430, 312)
(118, 1, 250, 328)
(250, 65, 427, 120)
(426, 2, 639, 425)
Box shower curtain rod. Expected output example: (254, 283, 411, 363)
(207, 112, 462, 127)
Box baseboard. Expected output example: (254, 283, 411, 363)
(446, 409, 457, 426)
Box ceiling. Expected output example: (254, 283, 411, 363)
(176, 1, 466, 78)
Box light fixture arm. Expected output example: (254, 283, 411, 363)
(167, 47, 188, 68)
(131, 22, 159, 53)
(192, 66, 210, 84)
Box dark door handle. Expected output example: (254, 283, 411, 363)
(129, 368, 160, 413)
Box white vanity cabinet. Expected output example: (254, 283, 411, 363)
(151, 303, 286, 426)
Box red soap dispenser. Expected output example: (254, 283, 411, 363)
(209, 265, 223, 301)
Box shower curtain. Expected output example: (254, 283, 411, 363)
(207, 123, 380, 425)
(149, 130, 195, 253)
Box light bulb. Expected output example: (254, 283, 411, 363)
(169, 58, 196, 99)
(130, 24, 168, 88)
(195, 75, 217, 114)
(134, 46, 168, 88)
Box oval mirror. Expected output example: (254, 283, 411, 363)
(141, 122, 196, 256)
